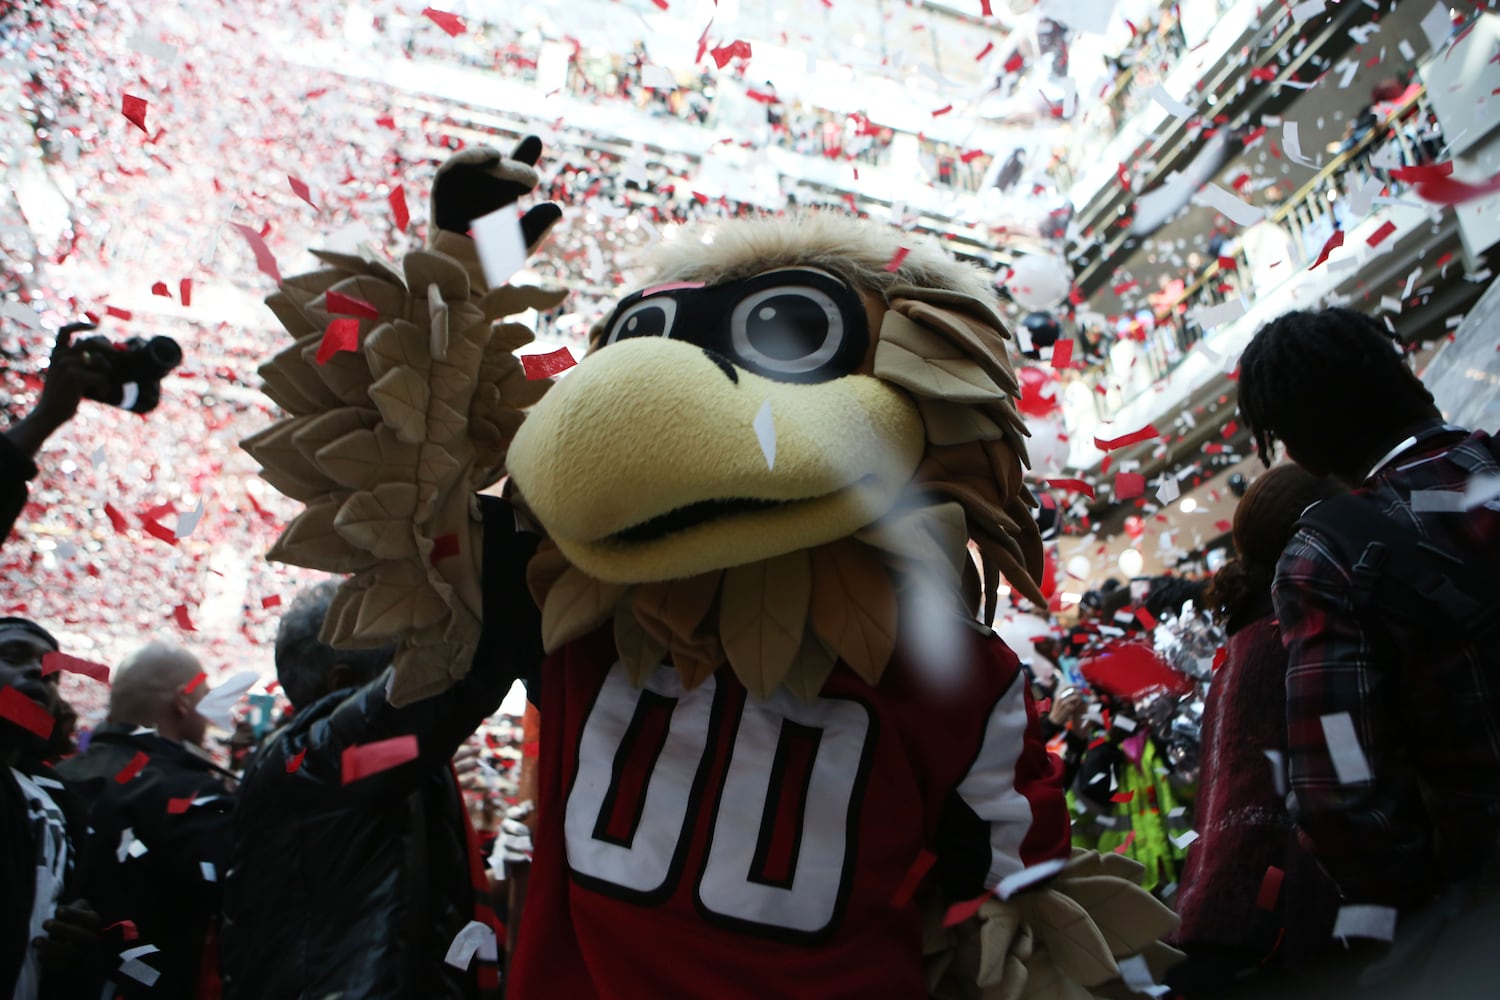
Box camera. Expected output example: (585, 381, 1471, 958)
(72, 328, 182, 413)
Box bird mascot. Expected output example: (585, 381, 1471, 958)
(245, 139, 1180, 999)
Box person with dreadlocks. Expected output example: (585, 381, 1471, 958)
(1237, 306, 1500, 990)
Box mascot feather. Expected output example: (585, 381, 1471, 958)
(245, 140, 1180, 999)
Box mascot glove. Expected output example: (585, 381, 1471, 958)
(430, 136, 562, 251)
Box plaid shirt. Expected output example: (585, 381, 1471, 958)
(1273, 423, 1500, 908)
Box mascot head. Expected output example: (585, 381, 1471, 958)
(507, 211, 1045, 699)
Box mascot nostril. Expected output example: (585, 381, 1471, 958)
(247, 148, 1182, 999)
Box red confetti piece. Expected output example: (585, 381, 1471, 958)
(121, 93, 149, 132)
(1389, 161, 1454, 183)
(890, 850, 937, 908)
(0, 686, 55, 740)
(1413, 172, 1500, 206)
(1114, 472, 1146, 500)
(1309, 230, 1344, 269)
(141, 516, 178, 546)
(1214, 519, 1232, 533)
(1050, 340, 1074, 369)
(709, 40, 753, 69)
(179, 278, 193, 307)
(1256, 865, 1285, 910)
(652, 0, 669, 8)
(1112, 278, 1138, 295)
(41, 651, 110, 684)
(745, 88, 777, 104)
(183, 671, 208, 694)
(316, 318, 361, 365)
(1003, 52, 1024, 74)
(261, 594, 282, 610)
(520, 347, 577, 380)
(980, 0, 992, 15)
(931, 104, 954, 117)
(105, 305, 132, 321)
(324, 291, 380, 318)
(389, 185, 410, 231)
(288, 175, 317, 210)
(429, 533, 460, 565)
(943, 894, 988, 927)
(1110, 790, 1135, 804)
(375, 114, 397, 129)
(286, 748, 308, 773)
(171, 604, 197, 632)
(104, 920, 139, 941)
(1112, 830, 1137, 854)
(341, 734, 420, 784)
(1135, 606, 1157, 630)
(421, 7, 466, 36)
(1044, 478, 1095, 499)
(150, 281, 171, 298)
(883, 247, 910, 273)
(115, 751, 150, 783)
(166, 796, 195, 815)
(229, 223, 282, 284)
(1094, 424, 1160, 451)
(104, 503, 130, 534)
(1250, 66, 1277, 82)
(1217, 256, 1237, 271)
(975, 41, 994, 61)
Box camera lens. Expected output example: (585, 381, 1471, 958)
(144, 336, 183, 373)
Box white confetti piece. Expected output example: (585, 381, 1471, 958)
(118, 827, 141, 863)
(1379, 296, 1402, 315)
(1464, 473, 1500, 509)
(1189, 299, 1246, 330)
(1320, 712, 1373, 785)
(1265, 749, 1287, 798)
(996, 857, 1067, 899)
(1148, 83, 1195, 119)
(194, 671, 260, 730)
(1402, 267, 1422, 300)
(119, 382, 140, 411)
(1399, 39, 1416, 61)
(0, 299, 43, 330)
(1155, 476, 1180, 505)
(641, 64, 677, 90)
(1420, 3, 1452, 54)
(1290, 0, 1327, 25)
(174, 497, 205, 539)
(1171, 829, 1200, 850)
(1410, 491, 1458, 515)
(200, 861, 217, 882)
(119, 944, 161, 987)
(752, 399, 776, 470)
(1191, 183, 1266, 227)
(1283, 121, 1310, 164)
(1333, 903, 1398, 942)
(1118, 954, 1171, 996)
(471, 207, 529, 289)
(444, 919, 498, 970)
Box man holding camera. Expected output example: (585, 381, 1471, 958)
(2, 320, 179, 544)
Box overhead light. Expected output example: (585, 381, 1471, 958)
(1179, 498, 1198, 514)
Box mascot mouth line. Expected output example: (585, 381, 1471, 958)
(603, 477, 877, 545)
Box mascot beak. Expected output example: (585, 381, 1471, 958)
(507, 336, 926, 583)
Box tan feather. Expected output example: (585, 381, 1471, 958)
(614, 601, 667, 688)
(334, 484, 421, 559)
(541, 566, 626, 653)
(808, 540, 897, 685)
(719, 551, 811, 700)
(368, 366, 431, 444)
(783, 634, 838, 702)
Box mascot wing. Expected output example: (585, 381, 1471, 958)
(243, 229, 563, 705)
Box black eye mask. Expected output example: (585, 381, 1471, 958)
(598, 268, 871, 384)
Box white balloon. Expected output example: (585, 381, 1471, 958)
(1025, 412, 1070, 475)
(1066, 555, 1092, 580)
(1118, 548, 1144, 577)
(1007, 253, 1071, 311)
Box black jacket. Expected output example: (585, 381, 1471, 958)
(1, 433, 37, 546)
(221, 497, 541, 1000)
(52, 725, 235, 999)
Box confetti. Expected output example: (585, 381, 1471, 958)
(996, 858, 1066, 899)
(444, 920, 498, 970)
(931, 104, 954, 117)
(1189, 299, 1245, 330)
(1191, 184, 1265, 227)
(166, 796, 195, 815)
(889, 850, 937, 907)
(1256, 865, 1285, 910)
(342, 734, 420, 784)
(1412, 172, 1500, 206)
(115, 751, 150, 783)
(151, 281, 171, 298)
(119, 944, 161, 987)
(195, 671, 260, 730)
(1045, 478, 1096, 499)
(183, 671, 208, 694)
(429, 533, 460, 564)
(261, 594, 282, 610)
(1419, 2, 1452, 53)
(1155, 476, 1180, 505)
(0, 686, 55, 740)
(1309, 230, 1344, 269)
(179, 278, 193, 306)
(316, 318, 361, 365)
(1319, 712, 1372, 784)
(40, 651, 111, 684)
(472, 206, 529, 287)
(422, 8, 466, 36)
(883, 247, 910, 273)
(709, 40, 752, 69)
(1290, 1, 1327, 26)
(1114, 472, 1146, 500)
(752, 399, 776, 470)
(1411, 490, 1467, 512)
(1148, 84, 1194, 119)
(171, 604, 197, 632)
(389, 185, 410, 231)
(288, 175, 317, 210)
(1366, 221, 1397, 247)
(975, 41, 994, 61)
(286, 748, 308, 773)
(942, 895, 987, 927)
(121, 93, 149, 132)
(1463, 473, 1500, 509)
(1094, 424, 1160, 452)
(520, 347, 577, 380)
(1265, 749, 1287, 797)
(1050, 339, 1073, 369)
(1333, 903, 1398, 942)
(229, 223, 282, 284)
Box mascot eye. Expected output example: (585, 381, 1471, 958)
(606, 299, 678, 344)
(729, 286, 845, 376)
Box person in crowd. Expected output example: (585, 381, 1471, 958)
(1, 321, 116, 544)
(0, 616, 100, 999)
(1169, 465, 1344, 996)
(52, 641, 234, 999)
(1239, 307, 1500, 986)
(222, 561, 538, 1000)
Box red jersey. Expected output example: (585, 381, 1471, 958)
(508, 625, 1070, 999)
